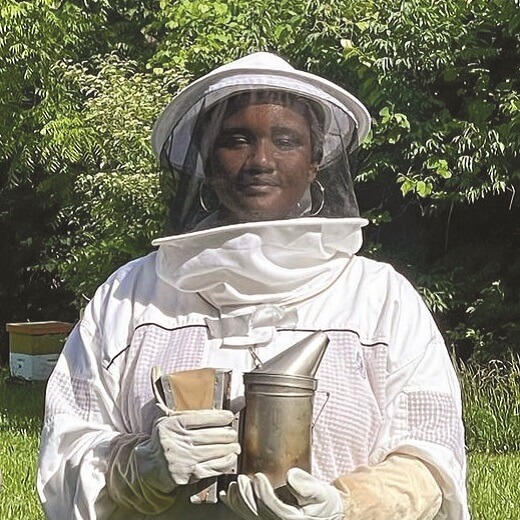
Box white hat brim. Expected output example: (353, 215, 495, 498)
(152, 54, 371, 159)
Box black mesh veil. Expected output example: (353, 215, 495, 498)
(153, 54, 370, 235)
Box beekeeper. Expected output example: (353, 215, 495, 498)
(37, 52, 469, 519)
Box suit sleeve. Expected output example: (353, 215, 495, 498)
(367, 271, 469, 519)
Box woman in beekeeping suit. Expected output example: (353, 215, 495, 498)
(37, 52, 469, 520)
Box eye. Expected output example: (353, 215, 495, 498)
(216, 131, 250, 149)
(272, 130, 303, 150)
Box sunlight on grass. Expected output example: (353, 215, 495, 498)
(1, 361, 520, 519)
(0, 369, 45, 520)
(459, 357, 520, 453)
(468, 453, 520, 520)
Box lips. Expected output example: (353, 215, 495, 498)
(237, 175, 281, 191)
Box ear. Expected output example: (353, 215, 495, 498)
(203, 158, 214, 179)
(307, 162, 318, 182)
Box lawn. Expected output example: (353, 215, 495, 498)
(1, 366, 519, 519)
(0, 370, 45, 519)
(467, 453, 520, 519)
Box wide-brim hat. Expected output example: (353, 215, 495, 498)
(152, 52, 371, 172)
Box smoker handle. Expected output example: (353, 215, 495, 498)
(312, 390, 330, 430)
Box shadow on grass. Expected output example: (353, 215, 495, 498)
(0, 367, 46, 433)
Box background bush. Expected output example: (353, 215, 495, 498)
(0, 0, 518, 362)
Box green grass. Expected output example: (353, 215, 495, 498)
(459, 358, 520, 519)
(459, 357, 520, 453)
(0, 369, 45, 519)
(468, 453, 520, 520)
(1, 364, 520, 519)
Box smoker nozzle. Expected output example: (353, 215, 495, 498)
(251, 331, 329, 378)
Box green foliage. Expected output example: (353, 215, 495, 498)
(0, 0, 91, 184)
(0, 0, 518, 360)
(334, 0, 520, 207)
(414, 231, 520, 361)
(0, 0, 160, 348)
(47, 171, 165, 299)
(40, 56, 171, 299)
(150, 0, 308, 76)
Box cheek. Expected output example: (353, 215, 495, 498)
(211, 150, 246, 178)
(282, 155, 316, 184)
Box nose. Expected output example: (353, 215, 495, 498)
(246, 139, 275, 171)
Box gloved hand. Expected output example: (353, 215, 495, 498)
(221, 468, 346, 520)
(107, 409, 240, 514)
(332, 454, 442, 520)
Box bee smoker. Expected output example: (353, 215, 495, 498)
(239, 331, 329, 488)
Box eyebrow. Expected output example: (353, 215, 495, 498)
(220, 125, 307, 135)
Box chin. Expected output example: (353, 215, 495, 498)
(233, 208, 292, 223)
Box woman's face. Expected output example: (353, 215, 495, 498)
(207, 103, 318, 223)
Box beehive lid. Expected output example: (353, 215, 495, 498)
(6, 321, 74, 335)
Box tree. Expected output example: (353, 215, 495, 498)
(44, 55, 172, 299)
(0, 0, 159, 360)
(1, 0, 518, 362)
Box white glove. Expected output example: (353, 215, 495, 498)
(221, 468, 345, 520)
(332, 454, 442, 520)
(107, 409, 240, 513)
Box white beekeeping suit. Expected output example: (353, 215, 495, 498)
(37, 52, 469, 520)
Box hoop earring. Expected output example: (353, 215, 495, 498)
(198, 180, 219, 213)
(308, 179, 325, 216)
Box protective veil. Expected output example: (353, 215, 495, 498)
(153, 51, 370, 234)
(37, 52, 469, 520)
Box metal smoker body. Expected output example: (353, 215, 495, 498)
(240, 331, 329, 488)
